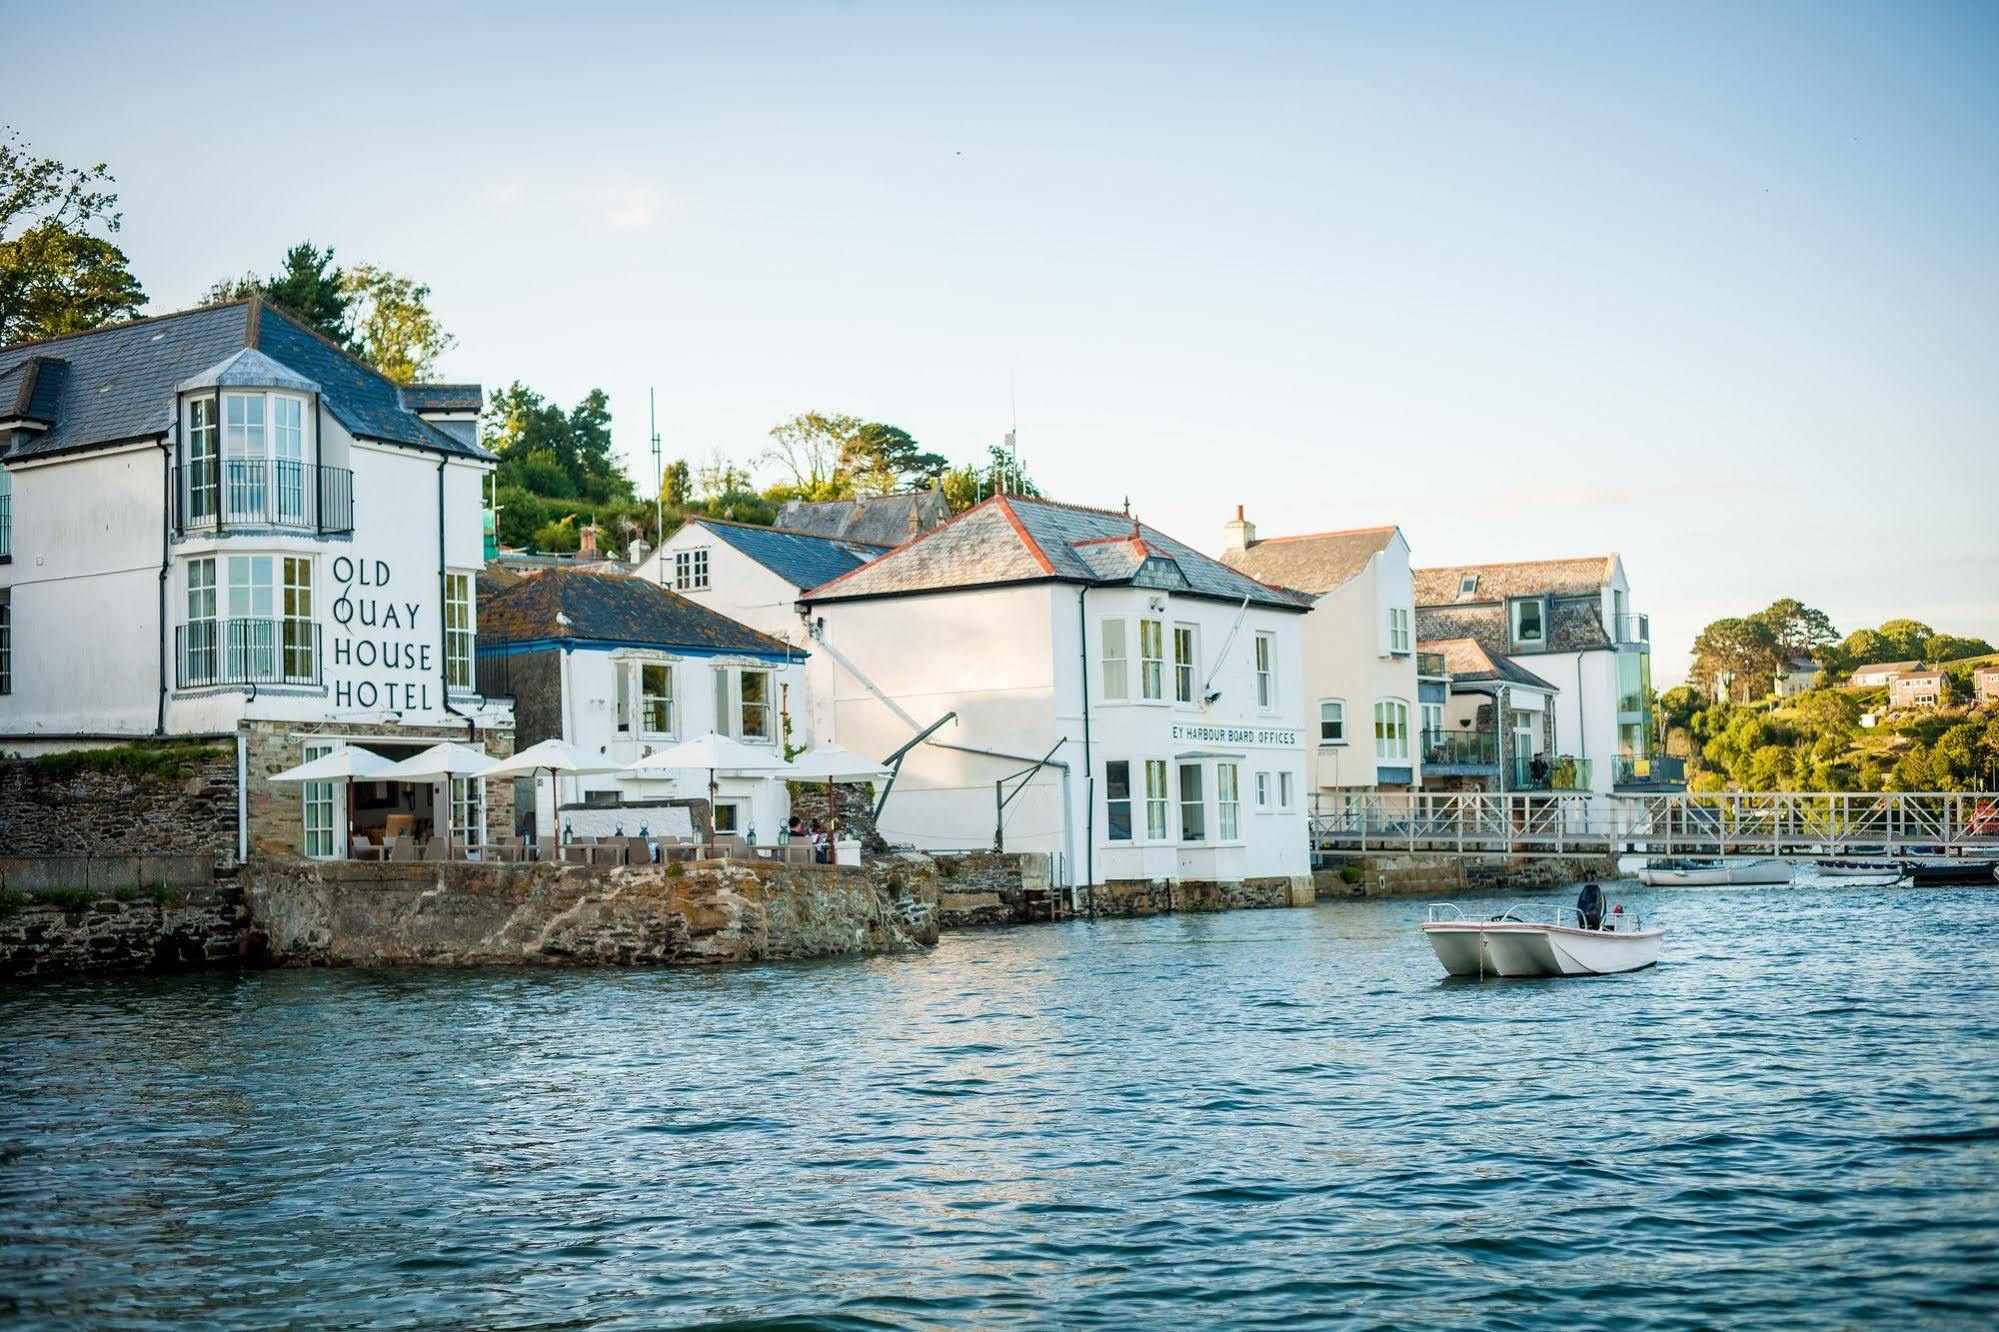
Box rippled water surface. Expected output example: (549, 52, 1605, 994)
(5, 880, 1999, 1329)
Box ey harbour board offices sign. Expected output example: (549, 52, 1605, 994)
(1170, 723, 1302, 748)
(329, 556, 436, 712)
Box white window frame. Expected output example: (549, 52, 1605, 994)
(184, 397, 219, 525)
(1173, 623, 1198, 704)
(1279, 771, 1295, 810)
(1100, 618, 1129, 702)
(639, 661, 676, 737)
(1459, 573, 1478, 596)
(1375, 699, 1411, 763)
(225, 554, 277, 681)
(1105, 760, 1133, 842)
(1388, 607, 1411, 655)
(738, 667, 773, 742)
(1255, 771, 1271, 809)
(301, 740, 339, 859)
(1143, 759, 1169, 841)
(1138, 618, 1164, 701)
(1254, 631, 1275, 711)
(1511, 597, 1546, 647)
(451, 772, 485, 847)
(1420, 701, 1444, 743)
(185, 557, 218, 684)
(1217, 763, 1241, 841)
(674, 548, 710, 591)
(444, 572, 474, 691)
(1319, 699, 1345, 745)
(281, 556, 314, 683)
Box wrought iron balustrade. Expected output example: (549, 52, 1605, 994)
(176, 618, 321, 688)
(174, 459, 354, 535)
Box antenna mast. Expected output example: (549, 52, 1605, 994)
(650, 388, 663, 585)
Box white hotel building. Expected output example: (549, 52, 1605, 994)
(797, 495, 1313, 900)
(0, 299, 512, 857)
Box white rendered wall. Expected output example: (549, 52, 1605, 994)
(633, 526, 812, 647)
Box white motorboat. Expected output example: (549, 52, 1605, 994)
(1636, 857, 1793, 887)
(1423, 886, 1664, 978)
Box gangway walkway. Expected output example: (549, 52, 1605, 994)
(1311, 792, 1999, 859)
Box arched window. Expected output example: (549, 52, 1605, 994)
(1374, 699, 1410, 762)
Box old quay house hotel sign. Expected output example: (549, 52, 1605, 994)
(330, 556, 436, 712)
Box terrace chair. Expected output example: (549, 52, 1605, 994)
(559, 843, 592, 865)
(350, 835, 382, 862)
(421, 837, 447, 862)
(783, 843, 814, 867)
(387, 836, 418, 863)
(625, 837, 655, 866)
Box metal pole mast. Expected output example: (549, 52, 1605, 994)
(650, 388, 663, 585)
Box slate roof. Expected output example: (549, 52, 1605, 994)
(1422, 638, 1557, 692)
(1413, 555, 1617, 606)
(774, 489, 951, 546)
(684, 516, 886, 591)
(1220, 526, 1400, 596)
(800, 495, 1311, 610)
(0, 299, 489, 463)
(478, 567, 798, 659)
(400, 383, 483, 412)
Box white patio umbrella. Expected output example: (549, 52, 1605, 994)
(624, 733, 791, 841)
(376, 743, 498, 855)
(784, 744, 891, 840)
(266, 745, 397, 784)
(480, 739, 620, 848)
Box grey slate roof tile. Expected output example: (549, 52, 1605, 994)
(685, 517, 884, 591)
(774, 490, 951, 546)
(0, 300, 488, 464)
(801, 495, 1309, 610)
(1220, 527, 1399, 596)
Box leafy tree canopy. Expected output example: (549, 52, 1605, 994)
(206, 241, 353, 345)
(484, 382, 631, 506)
(343, 263, 454, 384)
(0, 125, 145, 343)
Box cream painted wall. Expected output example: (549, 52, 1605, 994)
(632, 524, 812, 646)
(1294, 532, 1420, 792)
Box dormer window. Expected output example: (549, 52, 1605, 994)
(1511, 597, 1546, 647)
(1459, 574, 1479, 596)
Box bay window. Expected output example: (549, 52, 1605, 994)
(444, 572, 473, 690)
(1144, 760, 1168, 840)
(1217, 764, 1240, 840)
(1139, 618, 1164, 700)
(1254, 632, 1275, 709)
(1177, 763, 1205, 841)
(225, 554, 275, 680)
(1375, 700, 1411, 762)
(184, 397, 219, 525)
(1101, 619, 1128, 701)
(222, 392, 268, 521)
(1173, 624, 1197, 703)
(1106, 761, 1133, 840)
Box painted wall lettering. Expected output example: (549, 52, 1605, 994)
(330, 556, 434, 713)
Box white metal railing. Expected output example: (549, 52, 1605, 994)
(1316, 792, 1999, 858)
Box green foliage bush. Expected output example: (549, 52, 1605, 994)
(22, 740, 228, 784)
(1339, 865, 1364, 884)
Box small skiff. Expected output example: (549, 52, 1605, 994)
(1815, 859, 1907, 885)
(1423, 888, 1663, 978)
(1636, 857, 1793, 887)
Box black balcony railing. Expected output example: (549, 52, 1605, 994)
(175, 459, 354, 535)
(1423, 728, 1498, 768)
(177, 618, 321, 688)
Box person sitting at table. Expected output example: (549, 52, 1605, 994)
(788, 815, 807, 841)
(810, 819, 832, 864)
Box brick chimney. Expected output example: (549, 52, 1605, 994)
(576, 524, 599, 561)
(1223, 504, 1256, 554)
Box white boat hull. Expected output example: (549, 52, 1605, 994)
(1423, 922, 1664, 978)
(1637, 858, 1792, 887)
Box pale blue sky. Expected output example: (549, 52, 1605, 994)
(12, 0, 1997, 680)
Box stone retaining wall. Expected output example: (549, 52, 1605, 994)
(1319, 853, 1622, 899)
(0, 744, 238, 864)
(933, 851, 1049, 927)
(1089, 876, 1309, 917)
(0, 885, 246, 978)
(244, 854, 939, 967)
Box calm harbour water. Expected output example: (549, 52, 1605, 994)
(4, 878, 1998, 1329)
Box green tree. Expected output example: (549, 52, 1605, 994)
(566, 388, 628, 503)
(763, 411, 860, 498)
(1924, 632, 1994, 664)
(342, 263, 454, 383)
(1688, 617, 1781, 703)
(843, 422, 948, 496)
(0, 126, 145, 343)
(940, 443, 1043, 512)
(206, 241, 353, 344)
(662, 459, 692, 508)
(1750, 598, 1838, 660)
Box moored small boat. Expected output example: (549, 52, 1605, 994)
(1424, 885, 1664, 979)
(1815, 859, 1908, 884)
(1903, 859, 1999, 887)
(1636, 857, 1793, 887)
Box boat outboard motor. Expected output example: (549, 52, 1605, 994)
(1577, 882, 1605, 931)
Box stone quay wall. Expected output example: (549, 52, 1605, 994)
(1088, 876, 1310, 918)
(1318, 853, 1622, 899)
(0, 883, 246, 978)
(0, 743, 238, 864)
(932, 851, 1048, 928)
(244, 854, 939, 968)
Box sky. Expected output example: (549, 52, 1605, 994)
(10, 0, 1997, 682)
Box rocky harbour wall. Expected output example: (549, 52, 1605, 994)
(244, 855, 940, 968)
(1089, 876, 1311, 918)
(1319, 854, 1623, 899)
(0, 885, 246, 978)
